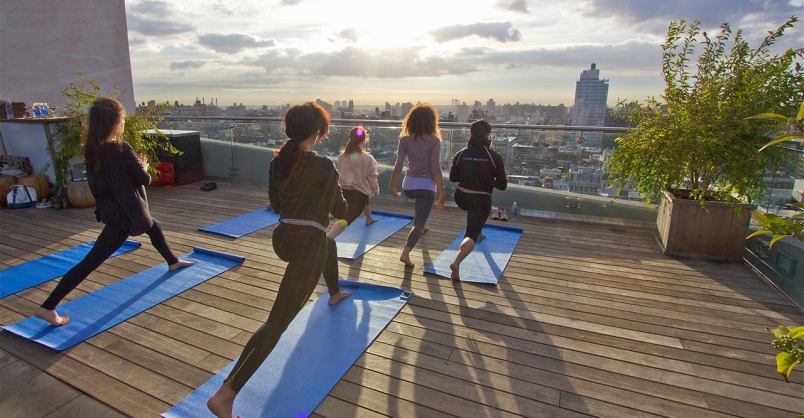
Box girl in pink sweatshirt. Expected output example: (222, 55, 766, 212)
(328, 126, 380, 238)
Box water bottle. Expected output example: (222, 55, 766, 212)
(4, 99, 13, 119)
(511, 202, 518, 220)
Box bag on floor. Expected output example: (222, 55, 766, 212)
(7, 185, 37, 208)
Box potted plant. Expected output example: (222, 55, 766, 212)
(608, 17, 804, 260)
(50, 73, 177, 207)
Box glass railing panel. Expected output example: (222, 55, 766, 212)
(156, 116, 654, 227)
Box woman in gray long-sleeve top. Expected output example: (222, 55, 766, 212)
(389, 103, 445, 267)
(34, 97, 194, 327)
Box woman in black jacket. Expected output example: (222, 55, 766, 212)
(34, 97, 193, 327)
(448, 119, 507, 281)
(207, 102, 353, 418)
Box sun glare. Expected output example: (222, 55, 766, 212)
(308, 1, 467, 49)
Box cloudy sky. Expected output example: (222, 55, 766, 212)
(124, 0, 804, 107)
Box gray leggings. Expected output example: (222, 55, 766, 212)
(403, 188, 435, 248)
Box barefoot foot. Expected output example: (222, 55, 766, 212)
(400, 247, 415, 267)
(34, 307, 69, 327)
(365, 218, 378, 225)
(450, 263, 460, 281)
(169, 260, 195, 271)
(328, 290, 353, 305)
(423, 226, 430, 233)
(207, 381, 236, 418)
(477, 233, 486, 242)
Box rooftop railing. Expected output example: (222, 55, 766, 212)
(157, 115, 655, 228)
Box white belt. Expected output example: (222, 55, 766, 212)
(280, 218, 327, 233)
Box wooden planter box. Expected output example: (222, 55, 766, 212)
(655, 190, 752, 261)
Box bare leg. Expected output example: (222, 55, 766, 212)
(364, 206, 377, 225)
(400, 246, 414, 267)
(327, 221, 346, 239)
(34, 307, 69, 326)
(449, 237, 476, 281)
(169, 260, 195, 271)
(207, 379, 235, 418)
(328, 290, 353, 305)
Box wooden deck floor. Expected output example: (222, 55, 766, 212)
(1, 181, 802, 418)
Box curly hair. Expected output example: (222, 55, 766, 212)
(401, 103, 441, 141)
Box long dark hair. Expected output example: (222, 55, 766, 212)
(468, 119, 492, 148)
(273, 102, 330, 180)
(342, 126, 368, 155)
(401, 103, 441, 141)
(84, 97, 125, 172)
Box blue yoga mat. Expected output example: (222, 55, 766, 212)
(336, 210, 413, 259)
(162, 280, 413, 418)
(424, 224, 523, 284)
(3, 247, 245, 351)
(199, 209, 280, 238)
(0, 240, 142, 298)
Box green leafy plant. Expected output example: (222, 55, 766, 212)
(50, 73, 177, 188)
(767, 326, 803, 383)
(746, 101, 804, 247)
(608, 17, 804, 205)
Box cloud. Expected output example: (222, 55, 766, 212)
(338, 28, 360, 42)
(197, 33, 275, 54)
(246, 46, 478, 78)
(579, 0, 801, 35)
(431, 22, 522, 43)
(126, 1, 194, 36)
(231, 37, 664, 81)
(486, 39, 661, 73)
(497, 0, 529, 13)
(169, 60, 207, 71)
(280, 0, 306, 5)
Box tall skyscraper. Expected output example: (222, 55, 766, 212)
(571, 63, 609, 149)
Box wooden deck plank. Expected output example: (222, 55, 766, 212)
(1, 181, 802, 418)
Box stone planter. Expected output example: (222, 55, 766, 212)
(655, 190, 752, 261)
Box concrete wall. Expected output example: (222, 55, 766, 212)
(0, 0, 135, 113)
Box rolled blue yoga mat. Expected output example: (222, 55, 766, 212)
(162, 280, 413, 418)
(3, 247, 245, 351)
(0, 240, 142, 298)
(199, 209, 281, 238)
(424, 223, 523, 285)
(336, 210, 413, 259)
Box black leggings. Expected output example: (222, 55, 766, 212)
(41, 219, 179, 310)
(341, 188, 370, 224)
(454, 189, 492, 242)
(227, 222, 341, 393)
(403, 188, 435, 248)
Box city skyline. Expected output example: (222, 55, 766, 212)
(126, 0, 803, 107)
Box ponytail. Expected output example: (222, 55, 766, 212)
(342, 126, 368, 155)
(273, 138, 304, 180)
(273, 102, 330, 182)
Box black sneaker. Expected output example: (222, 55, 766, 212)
(200, 182, 217, 191)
